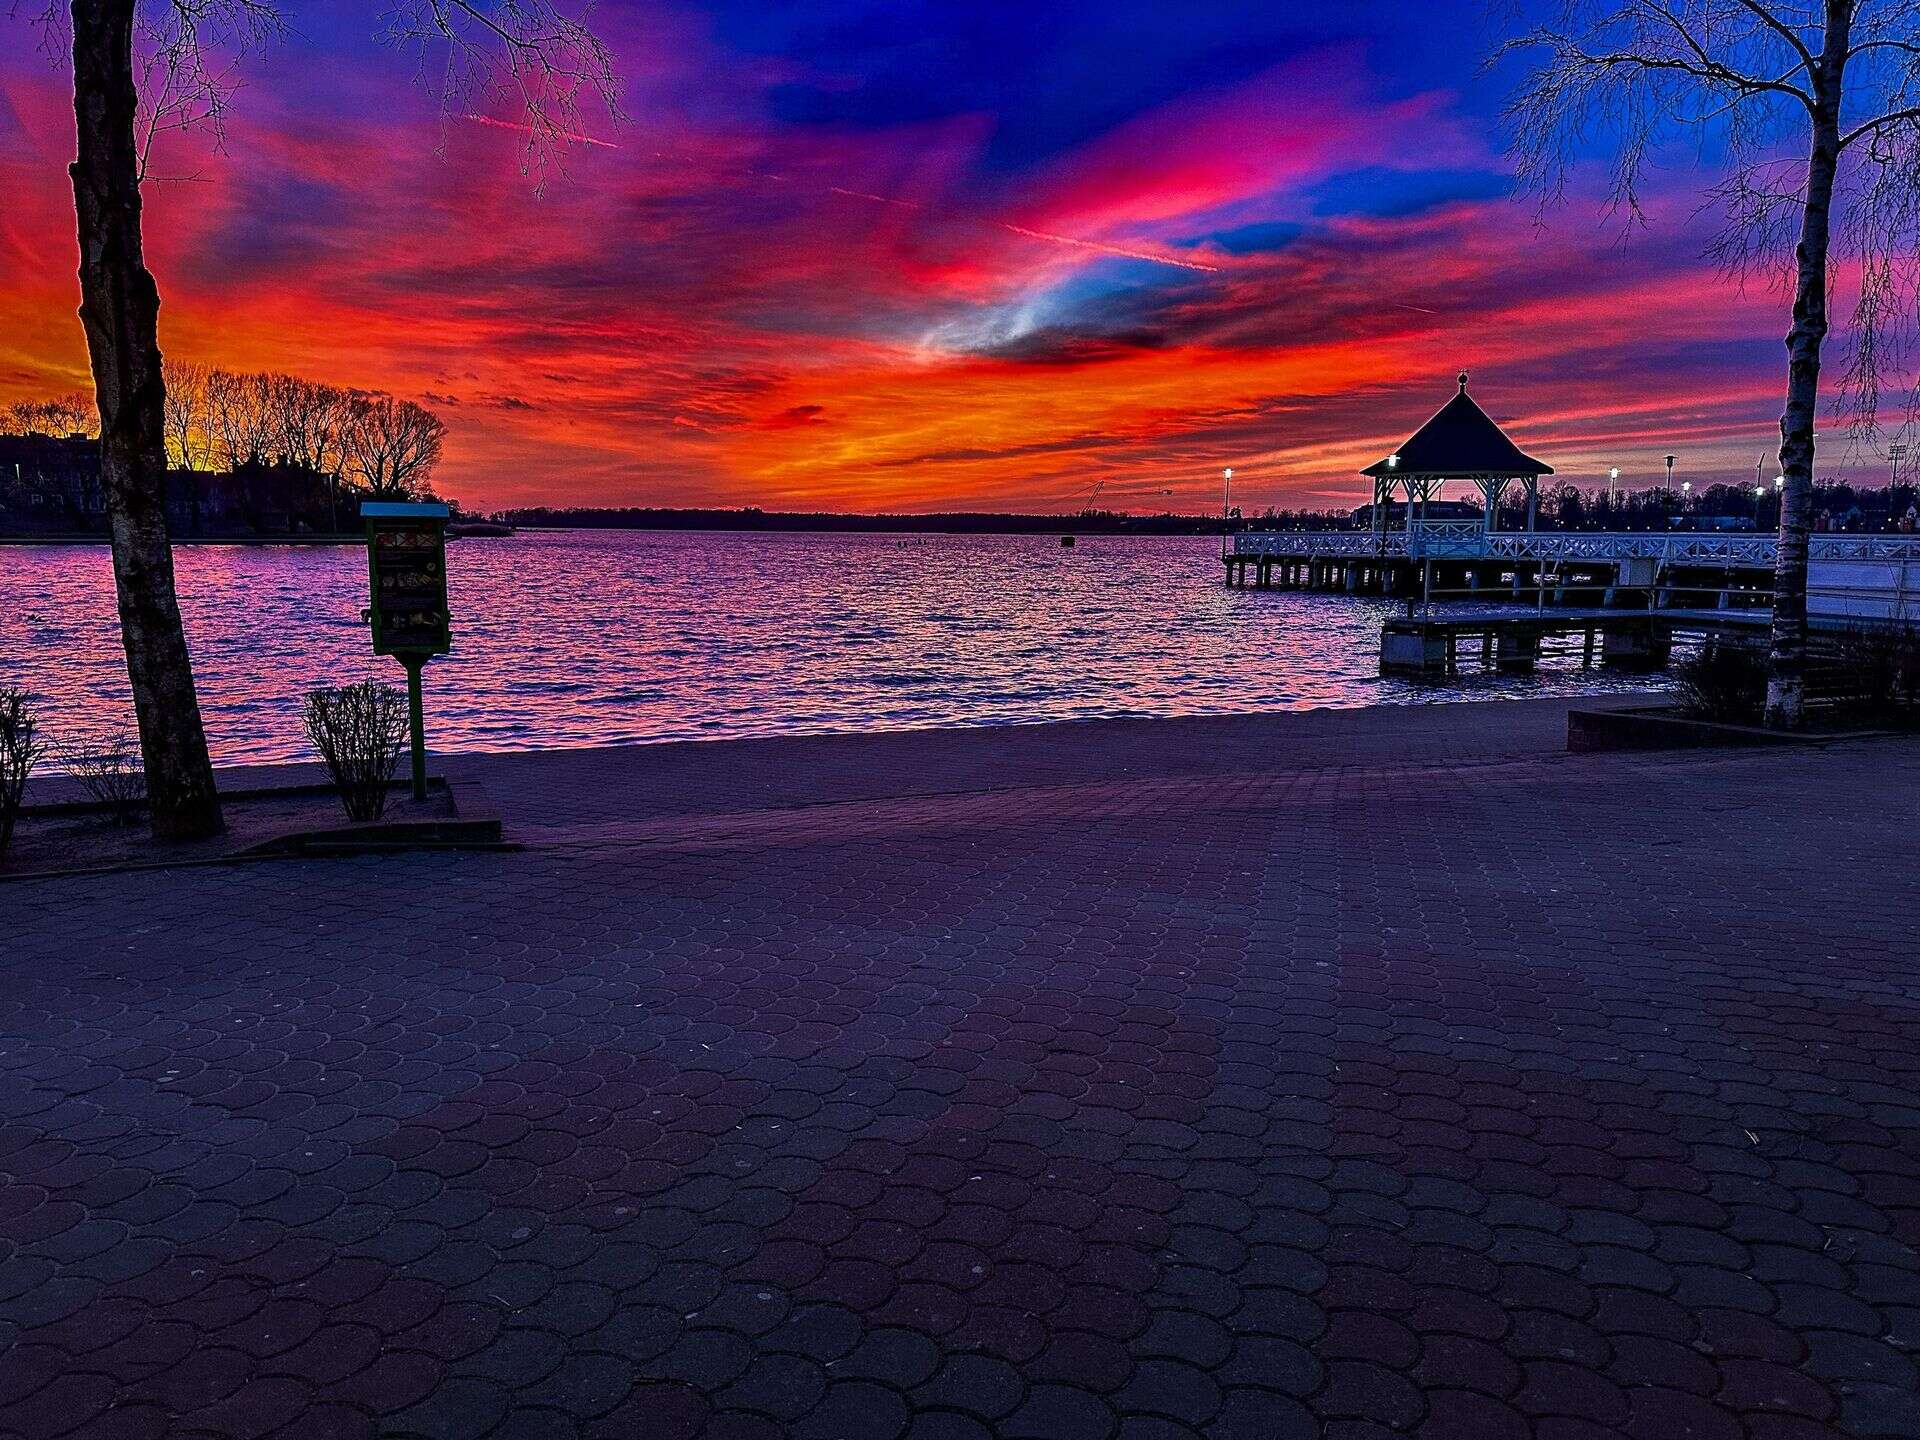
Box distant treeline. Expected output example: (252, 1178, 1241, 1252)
(3, 365, 448, 501)
(494, 507, 1254, 535)
(498, 481, 1920, 536)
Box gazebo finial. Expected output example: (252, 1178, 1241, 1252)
(1458, 370, 1469, 394)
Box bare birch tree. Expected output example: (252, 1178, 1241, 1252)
(25, 0, 621, 839)
(1497, 0, 1920, 726)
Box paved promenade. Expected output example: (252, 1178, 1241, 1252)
(4, 699, 1919, 1439)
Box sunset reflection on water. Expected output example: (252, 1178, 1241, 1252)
(10, 530, 1662, 765)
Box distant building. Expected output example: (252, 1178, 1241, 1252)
(165, 460, 343, 536)
(1, 432, 344, 536)
(0, 431, 104, 528)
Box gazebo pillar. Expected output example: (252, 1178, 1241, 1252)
(1479, 477, 1510, 535)
(1524, 477, 1539, 532)
(1399, 476, 1437, 537)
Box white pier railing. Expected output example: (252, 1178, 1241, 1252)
(1225, 528, 1920, 621)
(1227, 528, 1920, 567)
(1228, 530, 1412, 558)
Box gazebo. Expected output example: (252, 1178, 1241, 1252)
(1362, 373, 1554, 537)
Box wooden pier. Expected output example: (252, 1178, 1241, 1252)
(1222, 374, 1920, 679)
(1222, 528, 1809, 611)
(1221, 526, 1920, 681)
(1377, 608, 1767, 678)
(1223, 525, 1920, 615)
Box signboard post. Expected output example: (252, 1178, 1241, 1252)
(362, 501, 452, 801)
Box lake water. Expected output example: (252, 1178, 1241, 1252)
(7, 530, 1661, 765)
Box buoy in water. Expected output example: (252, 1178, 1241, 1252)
(1060, 535, 1075, 547)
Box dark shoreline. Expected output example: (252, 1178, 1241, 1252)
(499, 507, 1240, 535)
(2, 533, 365, 546)
(2, 523, 1228, 545)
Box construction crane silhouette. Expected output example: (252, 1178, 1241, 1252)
(1075, 480, 1173, 513)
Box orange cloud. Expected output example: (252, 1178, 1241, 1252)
(0, 26, 1818, 515)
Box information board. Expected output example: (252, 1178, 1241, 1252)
(364, 502, 451, 656)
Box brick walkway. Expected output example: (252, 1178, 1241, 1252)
(4, 700, 1919, 1439)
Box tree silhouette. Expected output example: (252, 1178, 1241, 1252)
(3, 391, 98, 437)
(1500, 0, 1920, 726)
(160, 357, 209, 468)
(30, 0, 619, 839)
(345, 393, 448, 499)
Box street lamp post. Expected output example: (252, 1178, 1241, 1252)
(1220, 467, 1233, 561)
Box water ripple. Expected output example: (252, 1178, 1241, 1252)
(4, 530, 1663, 764)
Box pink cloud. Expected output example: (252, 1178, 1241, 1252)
(0, 23, 1827, 513)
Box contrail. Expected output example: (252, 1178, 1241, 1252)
(463, 116, 1217, 275)
(828, 187, 920, 210)
(997, 223, 1215, 272)
(463, 114, 619, 149)
(829, 186, 1218, 274)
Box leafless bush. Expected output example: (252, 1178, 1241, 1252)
(302, 683, 409, 821)
(60, 730, 148, 825)
(1, 688, 45, 857)
(1819, 623, 1920, 721)
(1673, 641, 1769, 725)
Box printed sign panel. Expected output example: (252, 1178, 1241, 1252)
(365, 505, 451, 656)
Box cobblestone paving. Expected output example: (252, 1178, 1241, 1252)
(4, 704, 1920, 1438)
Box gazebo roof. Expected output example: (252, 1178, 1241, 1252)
(1362, 373, 1555, 479)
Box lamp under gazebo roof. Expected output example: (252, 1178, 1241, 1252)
(1363, 373, 1555, 536)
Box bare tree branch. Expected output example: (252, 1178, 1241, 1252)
(1840, 103, 1920, 145)
(25, 0, 621, 185)
(1849, 35, 1920, 56)
(1730, 0, 1822, 68)
(344, 392, 447, 498)
(1497, 0, 1920, 724)
(1549, 40, 1815, 103)
(1638, 0, 1818, 99)
(376, 0, 625, 185)
(127, 0, 282, 181)
(161, 357, 210, 467)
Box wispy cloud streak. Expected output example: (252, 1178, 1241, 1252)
(0, 3, 1811, 511)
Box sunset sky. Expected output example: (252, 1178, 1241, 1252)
(0, 1, 1867, 512)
